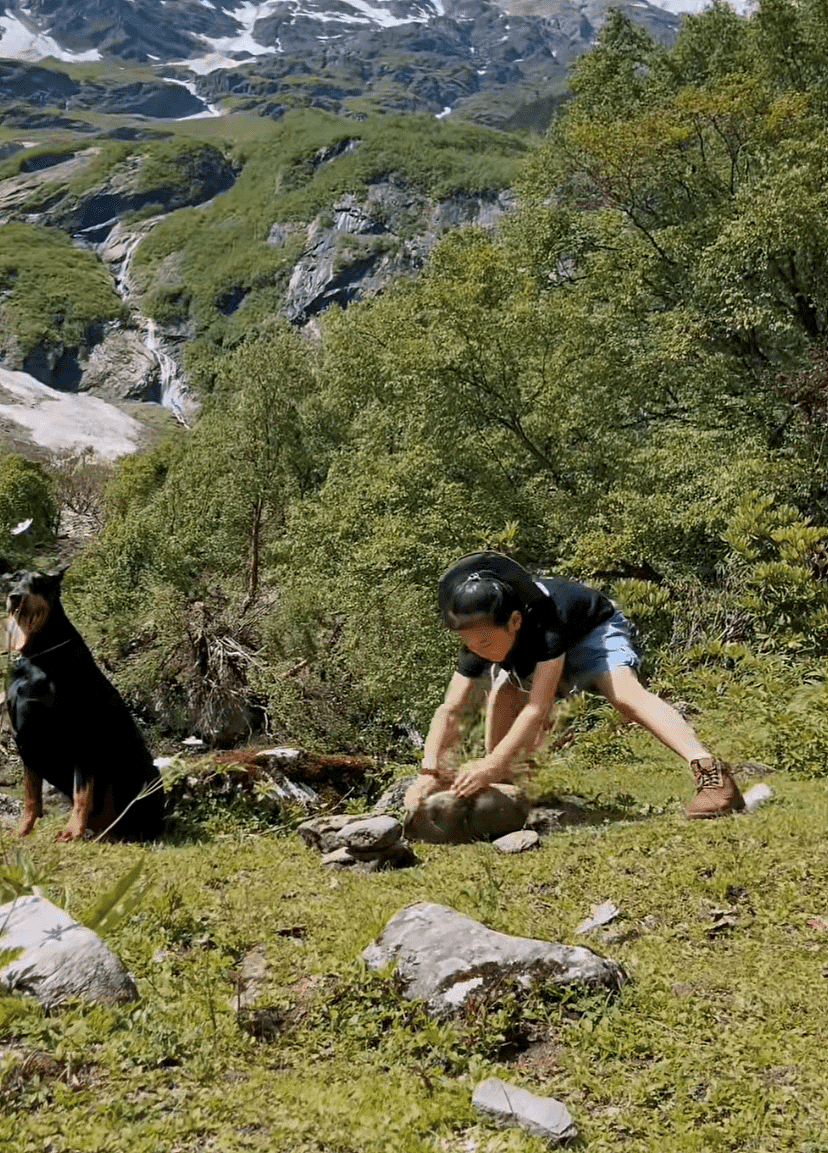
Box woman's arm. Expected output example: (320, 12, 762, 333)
(422, 671, 477, 773)
(451, 656, 564, 797)
(405, 673, 477, 810)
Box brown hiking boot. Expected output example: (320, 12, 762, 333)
(686, 757, 745, 819)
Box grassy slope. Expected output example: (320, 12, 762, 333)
(2, 712, 827, 1153)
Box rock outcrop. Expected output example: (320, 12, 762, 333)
(279, 181, 515, 322)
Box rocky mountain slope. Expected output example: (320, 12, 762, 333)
(0, 0, 713, 455)
(0, 115, 526, 423)
(0, 0, 681, 128)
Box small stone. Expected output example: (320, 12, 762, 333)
(320, 847, 358, 870)
(373, 777, 418, 814)
(524, 807, 564, 835)
(472, 1078, 577, 1144)
(575, 901, 620, 935)
(493, 829, 540, 854)
(0, 793, 23, 820)
(230, 944, 268, 1011)
(340, 815, 402, 853)
(253, 747, 303, 770)
(743, 783, 773, 812)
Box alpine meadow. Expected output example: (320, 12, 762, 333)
(4, 2, 828, 1151)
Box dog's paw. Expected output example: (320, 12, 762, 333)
(55, 824, 86, 843)
(15, 817, 37, 837)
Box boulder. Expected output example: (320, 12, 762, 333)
(0, 895, 139, 1010)
(472, 1078, 577, 1145)
(362, 902, 625, 1016)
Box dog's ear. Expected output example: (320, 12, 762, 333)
(46, 566, 69, 583)
(41, 568, 67, 599)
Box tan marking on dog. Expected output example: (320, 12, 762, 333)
(5, 593, 50, 652)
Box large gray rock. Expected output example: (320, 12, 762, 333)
(362, 902, 625, 1016)
(472, 1078, 577, 1145)
(0, 895, 139, 1009)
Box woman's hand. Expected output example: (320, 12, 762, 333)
(404, 773, 443, 812)
(450, 759, 502, 798)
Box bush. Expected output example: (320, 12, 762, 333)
(0, 455, 59, 566)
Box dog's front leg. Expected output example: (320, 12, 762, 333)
(16, 767, 43, 837)
(56, 770, 93, 842)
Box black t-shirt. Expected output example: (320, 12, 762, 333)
(439, 553, 615, 681)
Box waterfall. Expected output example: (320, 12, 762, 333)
(145, 319, 191, 427)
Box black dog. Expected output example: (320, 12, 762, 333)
(3, 569, 164, 841)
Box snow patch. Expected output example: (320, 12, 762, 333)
(0, 12, 100, 62)
(656, 0, 754, 12)
(174, 0, 278, 72)
(0, 368, 144, 460)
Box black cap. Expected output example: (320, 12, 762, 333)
(438, 551, 545, 617)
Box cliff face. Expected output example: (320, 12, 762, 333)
(278, 181, 516, 323)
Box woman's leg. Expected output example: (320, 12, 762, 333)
(592, 666, 709, 762)
(592, 665, 744, 817)
(485, 672, 527, 753)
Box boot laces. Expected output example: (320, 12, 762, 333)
(694, 759, 724, 789)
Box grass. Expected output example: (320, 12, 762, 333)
(2, 709, 827, 1152)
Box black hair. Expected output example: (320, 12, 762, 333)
(442, 573, 522, 630)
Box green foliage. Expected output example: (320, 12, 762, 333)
(78, 858, 149, 936)
(0, 222, 125, 359)
(0, 455, 59, 564)
(4, 761, 828, 1151)
(722, 493, 828, 653)
(134, 138, 226, 198)
(0, 849, 56, 905)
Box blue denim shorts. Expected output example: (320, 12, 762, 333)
(560, 610, 641, 692)
(494, 610, 641, 695)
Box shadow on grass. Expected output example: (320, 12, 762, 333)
(525, 789, 663, 834)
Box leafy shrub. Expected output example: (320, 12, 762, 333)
(47, 448, 113, 526)
(0, 455, 59, 565)
(722, 493, 828, 655)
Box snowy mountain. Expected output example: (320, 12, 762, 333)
(0, 0, 679, 73)
(0, 0, 687, 128)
